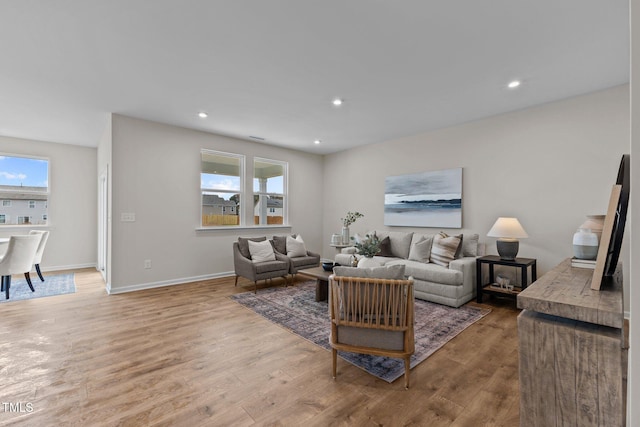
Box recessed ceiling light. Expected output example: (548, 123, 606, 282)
(314, 139, 321, 145)
(507, 80, 521, 89)
(332, 98, 343, 106)
(198, 111, 208, 118)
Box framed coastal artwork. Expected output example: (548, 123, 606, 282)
(384, 168, 462, 228)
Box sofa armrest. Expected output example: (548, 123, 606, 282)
(306, 250, 321, 259)
(449, 257, 477, 297)
(341, 247, 357, 254)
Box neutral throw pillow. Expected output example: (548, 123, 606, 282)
(408, 235, 434, 263)
(462, 233, 479, 257)
(333, 264, 406, 280)
(430, 232, 462, 267)
(248, 239, 276, 263)
(286, 235, 307, 258)
(377, 236, 394, 257)
(238, 236, 267, 258)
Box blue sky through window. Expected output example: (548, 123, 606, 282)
(0, 155, 48, 188)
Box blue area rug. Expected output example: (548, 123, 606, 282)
(0, 273, 76, 303)
(230, 281, 489, 383)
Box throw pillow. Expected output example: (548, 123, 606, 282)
(238, 236, 267, 258)
(462, 233, 480, 257)
(377, 236, 394, 257)
(430, 232, 462, 267)
(248, 239, 276, 263)
(333, 264, 405, 280)
(271, 234, 297, 254)
(408, 235, 434, 263)
(286, 235, 307, 258)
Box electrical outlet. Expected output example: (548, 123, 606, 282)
(121, 213, 136, 222)
(144, 259, 152, 269)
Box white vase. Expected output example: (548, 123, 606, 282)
(357, 257, 382, 268)
(573, 228, 599, 260)
(341, 226, 350, 245)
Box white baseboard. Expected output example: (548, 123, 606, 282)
(42, 262, 97, 272)
(106, 271, 235, 294)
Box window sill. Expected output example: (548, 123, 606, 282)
(196, 225, 292, 232)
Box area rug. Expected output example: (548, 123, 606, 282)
(0, 273, 76, 303)
(230, 281, 490, 383)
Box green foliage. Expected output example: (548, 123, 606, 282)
(352, 233, 380, 258)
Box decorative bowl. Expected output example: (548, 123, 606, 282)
(322, 261, 335, 271)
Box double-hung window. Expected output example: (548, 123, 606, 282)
(200, 150, 244, 227)
(253, 158, 287, 225)
(0, 154, 49, 226)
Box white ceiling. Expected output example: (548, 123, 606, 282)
(0, 1, 630, 155)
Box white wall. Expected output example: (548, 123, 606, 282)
(108, 115, 324, 292)
(323, 85, 631, 311)
(0, 135, 97, 270)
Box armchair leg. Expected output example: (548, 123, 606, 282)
(24, 272, 35, 292)
(254, 281, 258, 294)
(3, 276, 10, 299)
(404, 357, 411, 389)
(332, 349, 337, 379)
(234, 275, 239, 287)
(36, 264, 45, 282)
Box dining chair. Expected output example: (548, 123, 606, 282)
(0, 235, 42, 300)
(29, 230, 50, 281)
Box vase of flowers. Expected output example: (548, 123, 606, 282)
(340, 211, 363, 245)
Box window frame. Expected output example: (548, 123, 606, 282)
(0, 153, 50, 227)
(200, 149, 245, 228)
(253, 157, 288, 226)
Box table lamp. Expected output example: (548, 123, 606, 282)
(487, 217, 529, 260)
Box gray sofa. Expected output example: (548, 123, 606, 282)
(334, 231, 482, 308)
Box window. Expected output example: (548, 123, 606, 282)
(253, 158, 287, 225)
(201, 150, 243, 227)
(0, 214, 5, 224)
(0, 154, 49, 226)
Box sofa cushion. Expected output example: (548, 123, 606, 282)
(248, 239, 276, 263)
(336, 326, 404, 351)
(462, 233, 479, 257)
(286, 235, 307, 257)
(333, 264, 406, 280)
(388, 259, 462, 286)
(430, 232, 462, 267)
(254, 259, 288, 274)
(373, 231, 414, 259)
(238, 236, 267, 258)
(271, 234, 297, 254)
(377, 236, 394, 257)
(290, 255, 318, 268)
(408, 235, 434, 263)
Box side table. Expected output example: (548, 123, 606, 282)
(476, 255, 537, 303)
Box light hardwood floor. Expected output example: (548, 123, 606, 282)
(0, 269, 520, 426)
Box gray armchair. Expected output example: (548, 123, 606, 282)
(271, 235, 320, 279)
(233, 238, 290, 293)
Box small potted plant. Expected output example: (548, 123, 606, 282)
(352, 233, 381, 258)
(340, 211, 363, 244)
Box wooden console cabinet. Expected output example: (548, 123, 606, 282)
(517, 259, 627, 426)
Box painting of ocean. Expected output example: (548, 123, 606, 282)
(384, 168, 462, 228)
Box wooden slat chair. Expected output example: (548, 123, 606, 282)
(329, 274, 415, 388)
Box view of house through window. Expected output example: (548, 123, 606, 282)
(201, 150, 243, 226)
(253, 158, 286, 225)
(0, 155, 49, 225)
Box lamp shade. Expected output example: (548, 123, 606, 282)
(487, 217, 529, 239)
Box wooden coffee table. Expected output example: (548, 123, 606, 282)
(298, 266, 332, 302)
